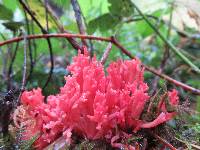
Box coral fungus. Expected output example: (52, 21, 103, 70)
(15, 48, 179, 149)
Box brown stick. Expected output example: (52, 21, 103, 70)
(151, 4, 173, 95)
(150, 132, 177, 150)
(100, 42, 112, 65)
(71, 0, 87, 46)
(0, 34, 110, 46)
(19, 0, 54, 90)
(17, 32, 28, 105)
(112, 37, 200, 95)
(41, 0, 82, 51)
(0, 33, 199, 95)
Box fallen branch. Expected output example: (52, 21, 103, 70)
(0, 33, 199, 95)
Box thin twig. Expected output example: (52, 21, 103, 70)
(151, 3, 173, 95)
(24, 9, 34, 83)
(71, 0, 87, 47)
(111, 37, 200, 95)
(31, 20, 37, 64)
(132, 2, 200, 73)
(19, 0, 44, 33)
(76, 3, 94, 56)
(175, 137, 200, 150)
(42, 39, 54, 90)
(19, 0, 54, 90)
(0, 34, 111, 45)
(39, 0, 82, 51)
(0, 48, 5, 77)
(126, 14, 200, 41)
(17, 31, 27, 105)
(100, 42, 112, 65)
(21, 32, 27, 91)
(7, 32, 22, 90)
(149, 131, 177, 150)
(141, 138, 148, 150)
(0, 33, 200, 95)
(42, 0, 54, 90)
(0, 33, 12, 77)
(45, 0, 49, 32)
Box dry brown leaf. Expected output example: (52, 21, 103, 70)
(163, 0, 200, 31)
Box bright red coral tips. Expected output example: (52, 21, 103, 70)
(15, 48, 179, 149)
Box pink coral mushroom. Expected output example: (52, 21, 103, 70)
(15, 48, 179, 149)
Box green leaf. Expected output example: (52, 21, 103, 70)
(196, 97, 200, 113)
(132, 0, 167, 14)
(2, 21, 24, 32)
(134, 20, 154, 36)
(78, 0, 109, 20)
(25, 0, 56, 29)
(0, 4, 13, 20)
(2, 0, 18, 11)
(108, 0, 134, 17)
(87, 0, 134, 33)
(88, 13, 121, 34)
(186, 79, 200, 89)
(51, 0, 70, 9)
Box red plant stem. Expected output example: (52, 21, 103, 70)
(150, 132, 177, 150)
(144, 66, 200, 94)
(0, 33, 200, 95)
(0, 34, 111, 46)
